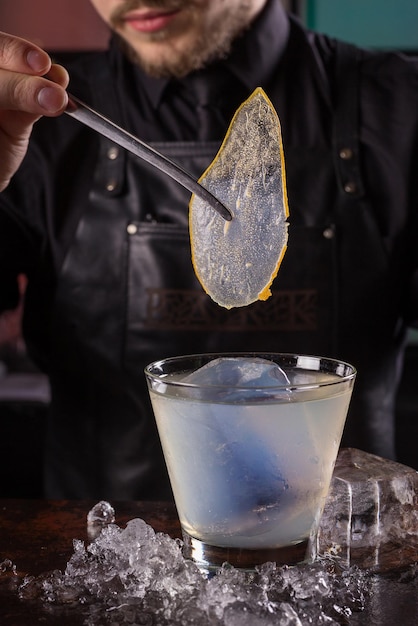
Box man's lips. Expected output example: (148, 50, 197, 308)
(123, 9, 181, 33)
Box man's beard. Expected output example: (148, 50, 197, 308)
(110, 0, 255, 78)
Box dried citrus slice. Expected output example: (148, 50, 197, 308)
(189, 87, 289, 309)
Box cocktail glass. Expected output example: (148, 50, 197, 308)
(145, 353, 356, 571)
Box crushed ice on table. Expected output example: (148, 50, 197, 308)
(0, 558, 17, 575)
(15, 502, 373, 625)
(87, 500, 116, 540)
(181, 357, 292, 401)
(87, 501, 116, 525)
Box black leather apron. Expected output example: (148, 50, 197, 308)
(45, 42, 401, 499)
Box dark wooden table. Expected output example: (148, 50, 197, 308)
(0, 499, 417, 625)
(0, 500, 180, 625)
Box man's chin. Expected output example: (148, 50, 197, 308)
(114, 33, 225, 79)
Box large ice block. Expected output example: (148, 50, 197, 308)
(317, 448, 418, 571)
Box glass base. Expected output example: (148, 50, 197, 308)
(182, 531, 312, 572)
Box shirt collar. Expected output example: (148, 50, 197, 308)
(124, 0, 289, 109)
(224, 0, 289, 92)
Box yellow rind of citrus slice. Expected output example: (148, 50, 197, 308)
(189, 87, 289, 309)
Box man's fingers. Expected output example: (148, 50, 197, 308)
(0, 69, 68, 116)
(47, 64, 70, 89)
(0, 31, 52, 75)
(0, 32, 69, 190)
(0, 32, 69, 116)
(38, 64, 70, 114)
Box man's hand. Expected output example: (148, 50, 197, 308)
(0, 32, 69, 191)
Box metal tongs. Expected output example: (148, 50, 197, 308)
(65, 94, 232, 221)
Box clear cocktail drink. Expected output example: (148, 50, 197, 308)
(145, 353, 356, 570)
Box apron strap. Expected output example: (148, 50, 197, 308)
(78, 53, 127, 198)
(333, 41, 365, 200)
